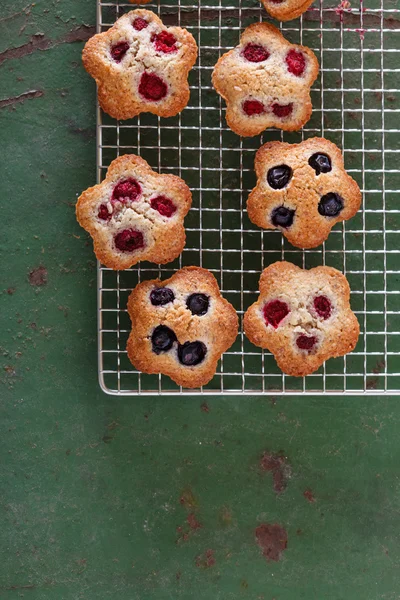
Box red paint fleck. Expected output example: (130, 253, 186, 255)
(195, 549, 215, 569)
(201, 402, 210, 413)
(303, 489, 316, 503)
(335, 0, 351, 21)
(355, 28, 365, 40)
(255, 523, 288, 562)
(260, 452, 290, 493)
(29, 266, 47, 286)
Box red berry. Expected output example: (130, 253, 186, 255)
(150, 195, 177, 217)
(242, 43, 270, 63)
(98, 203, 111, 220)
(139, 72, 168, 101)
(152, 31, 178, 54)
(285, 49, 306, 76)
(133, 17, 148, 31)
(263, 300, 290, 328)
(112, 179, 141, 203)
(243, 99, 265, 116)
(272, 102, 293, 118)
(114, 229, 144, 252)
(313, 295, 332, 320)
(110, 41, 129, 63)
(296, 335, 317, 350)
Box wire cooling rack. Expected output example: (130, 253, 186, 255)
(97, 0, 400, 395)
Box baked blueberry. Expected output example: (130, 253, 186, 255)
(150, 287, 175, 306)
(186, 293, 209, 316)
(318, 193, 344, 217)
(267, 165, 292, 189)
(271, 206, 295, 228)
(178, 341, 207, 366)
(309, 153, 332, 175)
(151, 325, 177, 354)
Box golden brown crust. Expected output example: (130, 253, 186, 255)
(243, 261, 360, 377)
(126, 267, 239, 388)
(82, 10, 198, 120)
(261, 0, 315, 22)
(212, 22, 319, 137)
(76, 154, 192, 270)
(247, 137, 362, 248)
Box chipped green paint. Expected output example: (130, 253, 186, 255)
(1, 0, 400, 599)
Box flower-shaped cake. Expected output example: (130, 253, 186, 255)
(82, 9, 198, 120)
(127, 267, 239, 388)
(212, 23, 319, 137)
(244, 261, 360, 377)
(260, 0, 315, 22)
(247, 137, 362, 248)
(76, 154, 192, 270)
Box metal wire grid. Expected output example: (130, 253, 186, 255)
(97, 0, 400, 395)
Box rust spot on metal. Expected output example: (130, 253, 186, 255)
(255, 523, 288, 562)
(179, 487, 197, 509)
(303, 489, 316, 503)
(260, 452, 291, 494)
(195, 549, 215, 569)
(29, 266, 47, 287)
(366, 359, 386, 389)
(187, 512, 202, 531)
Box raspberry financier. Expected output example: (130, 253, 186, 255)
(243, 262, 360, 377)
(247, 137, 361, 248)
(212, 23, 319, 137)
(82, 9, 198, 120)
(76, 155, 192, 270)
(127, 267, 239, 388)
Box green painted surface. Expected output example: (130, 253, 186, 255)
(1, 1, 400, 598)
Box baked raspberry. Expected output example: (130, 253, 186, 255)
(313, 295, 332, 320)
(178, 341, 207, 366)
(243, 100, 265, 116)
(110, 41, 130, 63)
(296, 334, 317, 350)
(150, 195, 177, 217)
(112, 178, 141, 204)
(263, 300, 290, 328)
(152, 31, 178, 54)
(187, 293, 209, 316)
(139, 72, 168, 101)
(272, 103, 293, 118)
(286, 50, 306, 77)
(98, 204, 111, 221)
(133, 17, 148, 31)
(242, 43, 270, 63)
(151, 325, 177, 354)
(114, 229, 144, 252)
(150, 287, 175, 306)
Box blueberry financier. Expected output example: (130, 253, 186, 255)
(127, 267, 239, 387)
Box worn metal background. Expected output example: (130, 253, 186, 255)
(2, 1, 400, 599)
(98, 0, 400, 395)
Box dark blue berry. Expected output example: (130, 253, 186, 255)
(186, 293, 209, 316)
(267, 165, 292, 189)
(318, 193, 344, 217)
(309, 153, 332, 175)
(178, 341, 207, 366)
(150, 287, 175, 306)
(151, 325, 176, 354)
(271, 206, 295, 228)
